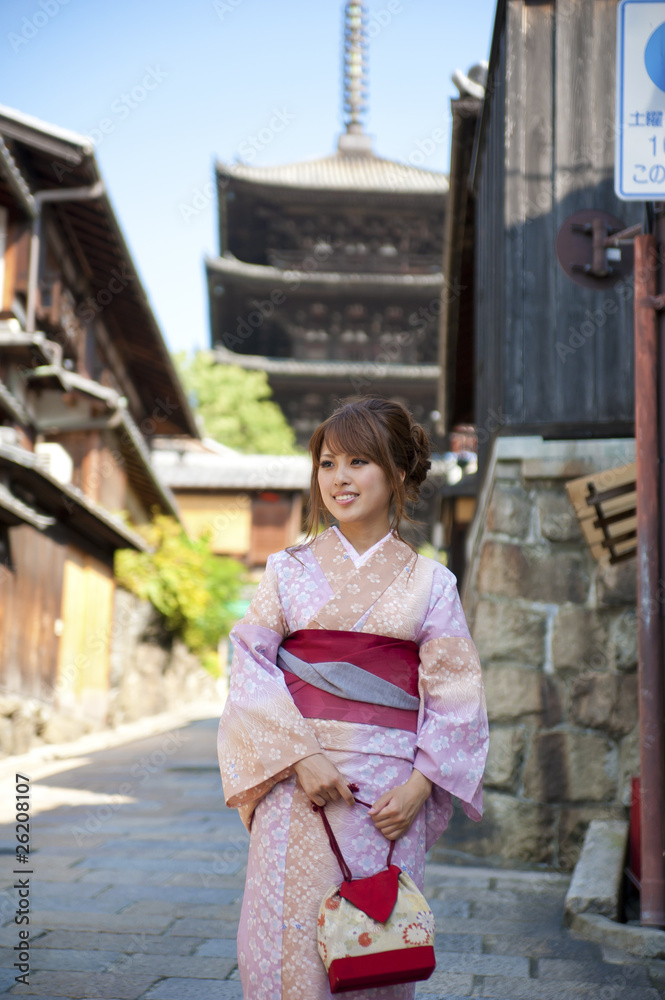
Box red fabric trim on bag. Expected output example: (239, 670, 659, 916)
(280, 630, 420, 732)
(328, 946, 436, 993)
(338, 864, 401, 922)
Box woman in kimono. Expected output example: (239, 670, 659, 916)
(218, 396, 488, 999)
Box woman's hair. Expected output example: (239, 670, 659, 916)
(303, 395, 431, 542)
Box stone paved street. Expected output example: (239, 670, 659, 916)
(1, 716, 664, 999)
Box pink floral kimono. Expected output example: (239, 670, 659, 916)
(217, 526, 488, 999)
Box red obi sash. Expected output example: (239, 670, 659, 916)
(278, 629, 420, 732)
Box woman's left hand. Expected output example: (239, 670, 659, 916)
(367, 769, 433, 841)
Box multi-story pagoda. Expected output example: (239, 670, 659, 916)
(206, 2, 448, 445)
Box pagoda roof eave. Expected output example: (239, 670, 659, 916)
(205, 255, 443, 290)
(215, 157, 449, 198)
(212, 346, 440, 382)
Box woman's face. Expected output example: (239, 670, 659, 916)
(317, 443, 396, 530)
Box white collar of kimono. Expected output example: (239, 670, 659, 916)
(332, 525, 393, 567)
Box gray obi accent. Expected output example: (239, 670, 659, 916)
(276, 647, 420, 711)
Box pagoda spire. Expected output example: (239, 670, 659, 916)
(338, 2, 373, 155)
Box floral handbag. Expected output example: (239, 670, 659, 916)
(314, 788, 436, 994)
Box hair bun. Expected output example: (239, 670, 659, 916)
(405, 423, 432, 502)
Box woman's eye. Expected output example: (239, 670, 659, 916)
(351, 458, 367, 465)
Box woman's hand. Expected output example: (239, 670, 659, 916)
(368, 769, 432, 840)
(293, 753, 356, 808)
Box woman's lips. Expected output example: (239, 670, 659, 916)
(333, 493, 358, 505)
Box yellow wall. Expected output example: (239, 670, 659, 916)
(56, 548, 114, 721)
(176, 492, 252, 556)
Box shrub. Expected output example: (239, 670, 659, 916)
(114, 511, 245, 676)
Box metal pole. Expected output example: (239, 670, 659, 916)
(634, 232, 665, 927)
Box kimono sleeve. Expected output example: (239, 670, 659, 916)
(413, 562, 489, 828)
(217, 554, 322, 829)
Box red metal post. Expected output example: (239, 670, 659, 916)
(634, 233, 665, 927)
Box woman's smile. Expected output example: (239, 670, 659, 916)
(332, 491, 359, 505)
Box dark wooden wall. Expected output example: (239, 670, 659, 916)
(475, 7, 507, 474)
(0, 524, 64, 700)
(474, 0, 642, 468)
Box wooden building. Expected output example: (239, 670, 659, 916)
(206, 2, 448, 445)
(441, 0, 641, 473)
(438, 0, 643, 870)
(152, 436, 310, 566)
(0, 105, 199, 728)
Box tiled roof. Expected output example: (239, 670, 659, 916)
(206, 254, 442, 288)
(152, 449, 312, 490)
(212, 346, 440, 381)
(217, 151, 449, 195)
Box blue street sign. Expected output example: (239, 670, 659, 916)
(616, 0, 665, 199)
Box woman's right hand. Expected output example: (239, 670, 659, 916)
(293, 753, 356, 808)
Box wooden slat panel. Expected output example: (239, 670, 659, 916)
(565, 462, 636, 562)
(0, 531, 19, 693)
(475, 12, 510, 476)
(57, 547, 114, 720)
(553, 0, 640, 427)
(249, 498, 292, 565)
(591, 2, 640, 422)
(501, 2, 523, 427)
(80, 555, 114, 718)
(554, 0, 604, 425)
(522, 1, 557, 424)
(56, 548, 86, 711)
(0, 526, 64, 700)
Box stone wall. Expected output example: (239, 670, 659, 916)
(0, 586, 220, 758)
(433, 435, 638, 870)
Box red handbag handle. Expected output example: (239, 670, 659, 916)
(312, 784, 396, 882)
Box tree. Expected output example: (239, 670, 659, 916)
(114, 511, 245, 675)
(173, 350, 298, 454)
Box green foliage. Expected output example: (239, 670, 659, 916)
(417, 542, 448, 565)
(173, 349, 299, 454)
(114, 511, 245, 675)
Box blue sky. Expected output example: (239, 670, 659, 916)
(1, 0, 497, 356)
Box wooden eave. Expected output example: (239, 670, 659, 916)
(215, 163, 449, 204)
(211, 346, 440, 385)
(0, 107, 199, 439)
(206, 254, 442, 292)
(24, 367, 181, 519)
(0, 443, 150, 553)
